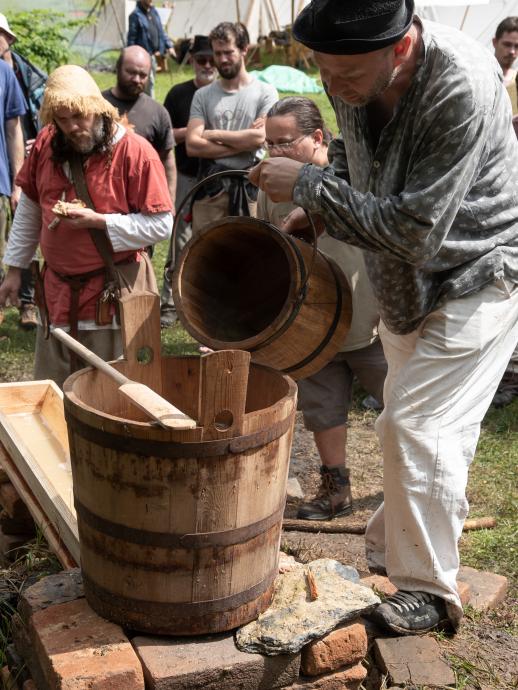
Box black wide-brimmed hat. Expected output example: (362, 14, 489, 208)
(191, 35, 213, 55)
(293, 0, 415, 55)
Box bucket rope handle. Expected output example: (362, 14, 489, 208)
(170, 169, 319, 299)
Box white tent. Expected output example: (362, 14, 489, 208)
(72, 0, 518, 62)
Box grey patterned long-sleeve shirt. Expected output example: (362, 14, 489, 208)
(293, 19, 518, 334)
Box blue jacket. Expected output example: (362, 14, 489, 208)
(127, 2, 173, 55)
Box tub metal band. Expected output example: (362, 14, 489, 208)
(83, 569, 276, 617)
(65, 404, 293, 458)
(75, 499, 285, 549)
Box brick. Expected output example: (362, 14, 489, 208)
(18, 569, 83, 624)
(289, 663, 367, 689)
(301, 621, 367, 676)
(374, 635, 455, 687)
(457, 565, 508, 611)
(132, 633, 300, 690)
(5, 644, 30, 687)
(11, 613, 48, 690)
(457, 579, 471, 607)
(360, 575, 397, 598)
(0, 483, 31, 520)
(30, 598, 144, 689)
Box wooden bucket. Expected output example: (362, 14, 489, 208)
(172, 216, 353, 380)
(62, 351, 297, 635)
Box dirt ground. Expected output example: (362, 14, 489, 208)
(282, 409, 518, 690)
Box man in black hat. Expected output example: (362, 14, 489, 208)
(159, 35, 216, 327)
(250, 0, 518, 636)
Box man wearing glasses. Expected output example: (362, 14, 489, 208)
(186, 22, 278, 234)
(160, 35, 216, 327)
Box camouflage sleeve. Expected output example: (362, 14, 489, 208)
(327, 135, 350, 182)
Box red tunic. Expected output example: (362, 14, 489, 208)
(16, 125, 172, 325)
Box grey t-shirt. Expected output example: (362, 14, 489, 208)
(294, 19, 518, 334)
(189, 78, 278, 169)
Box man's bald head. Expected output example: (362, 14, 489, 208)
(115, 46, 152, 100)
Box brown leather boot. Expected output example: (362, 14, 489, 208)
(297, 465, 353, 520)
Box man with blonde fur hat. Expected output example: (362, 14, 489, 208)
(0, 64, 173, 386)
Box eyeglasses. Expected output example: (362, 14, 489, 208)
(264, 134, 309, 152)
(194, 55, 214, 66)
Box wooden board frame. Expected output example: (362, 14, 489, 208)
(0, 380, 80, 566)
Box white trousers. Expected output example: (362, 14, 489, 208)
(365, 279, 518, 624)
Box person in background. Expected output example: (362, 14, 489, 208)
(186, 22, 278, 233)
(493, 16, 518, 113)
(258, 97, 387, 520)
(102, 45, 176, 207)
(160, 35, 216, 328)
(250, 0, 518, 636)
(0, 13, 42, 329)
(127, 0, 176, 98)
(0, 65, 172, 387)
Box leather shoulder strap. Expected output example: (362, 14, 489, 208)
(68, 154, 118, 282)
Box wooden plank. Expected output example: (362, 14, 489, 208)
(0, 381, 79, 564)
(119, 291, 163, 394)
(0, 381, 50, 415)
(0, 444, 77, 568)
(199, 350, 250, 440)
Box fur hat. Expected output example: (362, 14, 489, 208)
(40, 65, 119, 126)
(293, 0, 415, 55)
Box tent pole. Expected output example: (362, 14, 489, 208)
(243, 0, 257, 33)
(236, 0, 241, 23)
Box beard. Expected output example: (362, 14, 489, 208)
(216, 59, 241, 80)
(66, 117, 105, 154)
(51, 115, 113, 163)
(340, 64, 399, 108)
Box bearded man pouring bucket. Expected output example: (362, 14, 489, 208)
(250, 0, 518, 636)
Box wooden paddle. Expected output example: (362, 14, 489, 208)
(52, 328, 197, 430)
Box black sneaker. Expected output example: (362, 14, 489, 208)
(369, 590, 449, 635)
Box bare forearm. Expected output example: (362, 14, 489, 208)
(186, 136, 239, 159)
(173, 126, 187, 144)
(6, 118, 24, 189)
(207, 128, 265, 150)
(162, 150, 177, 206)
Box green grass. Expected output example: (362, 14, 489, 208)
(460, 401, 518, 588)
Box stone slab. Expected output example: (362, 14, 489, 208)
(30, 598, 144, 689)
(457, 565, 508, 611)
(18, 569, 83, 623)
(301, 621, 367, 676)
(132, 633, 300, 690)
(289, 663, 367, 689)
(374, 635, 455, 687)
(236, 559, 379, 654)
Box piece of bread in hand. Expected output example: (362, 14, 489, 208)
(52, 199, 87, 217)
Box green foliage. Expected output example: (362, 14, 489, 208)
(8, 10, 92, 72)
